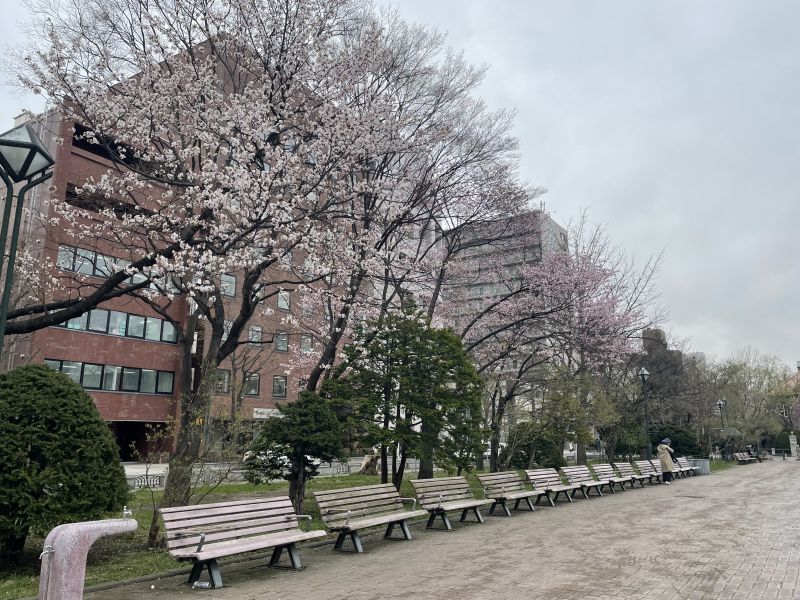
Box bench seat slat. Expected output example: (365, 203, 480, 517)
(172, 529, 327, 561)
(313, 483, 397, 499)
(326, 509, 428, 531)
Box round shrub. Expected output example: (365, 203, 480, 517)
(0, 364, 128, 565)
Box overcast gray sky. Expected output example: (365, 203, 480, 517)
(2, 1, 798, 366)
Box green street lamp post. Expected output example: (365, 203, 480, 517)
(639, 366, 651, 459)
(0, 122, 56, 358)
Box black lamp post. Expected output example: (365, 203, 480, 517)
(638, 367, 651, 459)
(0, 122, 55, 357)
(716, 398, 727, 460)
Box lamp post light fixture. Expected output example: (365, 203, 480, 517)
(0, 122, 55, 357)
(638, 367, 651, 459)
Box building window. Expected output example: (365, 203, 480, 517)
(140, 369, 158, 394)
(145, 317, 162, 341)
(161, 321, 177, 343)
(102, 365, 122, 391)
(157, 371, 174, 394)
(88, 309, 109, 332)
(56, 308, 177, 343)
(215, 369, 231, 394)
(66, 313, 88, 330)
(81, 363, 103, 389)
(44, 360, 174, 394)
(127, 315, 146, 338)
(221, 274, 236, 297)
(108, 311, 127, 336)
(272, 376, 287, 398)
(275, 331, 288, 352)
(300, 334, 313, 354)
(60, 361, 82, 383)
(248, 325, 262, 345)
(121, 367, 140, 391)
(244, 373, 260, 396)
(277, 290, 291, 311)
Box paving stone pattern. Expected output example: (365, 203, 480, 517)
(86, 460, 800, 600)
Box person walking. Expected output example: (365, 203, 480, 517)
(657, 438, 676, 485)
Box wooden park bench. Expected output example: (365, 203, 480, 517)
(559, 466, 609, 497)
(675, 457, 700, 475)
(649, 458, 685, 479)
(159, 497, 326, 589)
(314, 483, 427, 553)
(524, 468, 583, 505)
(669, 457, 693, 476)
(476, 471, 549, 516)
(733, 452, 757, 464)
(634, 460, 662, 484)
(612, 462, 649, 488)
(411, 476, 493, 529)
(590, 463, 635, 492)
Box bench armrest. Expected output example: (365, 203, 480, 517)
(325, 509, 354, 526)
(397, 497, 417, 511)
(289, 514, 314, 521)
(172, 529, 208, 552)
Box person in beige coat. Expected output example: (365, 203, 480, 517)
(657, 438, 676, 484)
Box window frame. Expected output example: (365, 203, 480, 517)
(274, 331, 289, 352)
(272, 375, 287, 398)
(244, 373, 261, 397)
(221, 273, 237, 297)
(277, 290, 291, 311)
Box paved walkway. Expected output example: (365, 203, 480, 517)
(88, 460, 800, 600)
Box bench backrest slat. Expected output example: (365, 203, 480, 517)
(159, 496, 301, 554)
(613, 463, 637, 477)
(590, 464, 617, 480)
(476, 471, 526, 495)
(676, 457, 691, 469)
(634, 460, 656, 475)
(410, 477, 477, 508)
(524, 468, 566, 489)
(559, 466, 596, 485)
(313, 483, 405, 526)
(648, 459, 664, 474)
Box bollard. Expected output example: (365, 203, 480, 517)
(38, 514, 137, 600)
(783, 452, 787, 461)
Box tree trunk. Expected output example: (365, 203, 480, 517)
(289, 455, 305, 513)
(393, 449, 407, 490)
(417, 416, 435, 479)
(0, 531, 28, 567)
(576, 440, 587, 465)
(489, 427, 501, 472)
(380, 444, 388, 484)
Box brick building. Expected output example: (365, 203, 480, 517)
(7, 111, 305, 459)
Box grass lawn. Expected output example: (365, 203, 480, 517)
(0, 470, 487, 600)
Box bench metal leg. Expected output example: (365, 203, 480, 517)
(426, 512, 437, 529)
(286, 543, 302, 569)
(188, 562, 204, 586)
(499, 501, 512, 517)
(384, 522, 395, 539)
(439, 512, 453, 530)
(207, 560, 223, 589)
(460, 508, 469, 522)
(545, 492, 556, 507)
(472, 507, 484, 523)
(334, 531, 347, 550)
(524, 497, 535, 511)
(187, 560, 223, 589)
(269, 545, 284, 566)
(399, 520, 412, 540)
(350, 531, 364, 553)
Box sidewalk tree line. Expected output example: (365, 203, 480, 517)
(4, 0, 798, 543)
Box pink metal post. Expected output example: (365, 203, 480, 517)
(38, 516, 138, 600)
